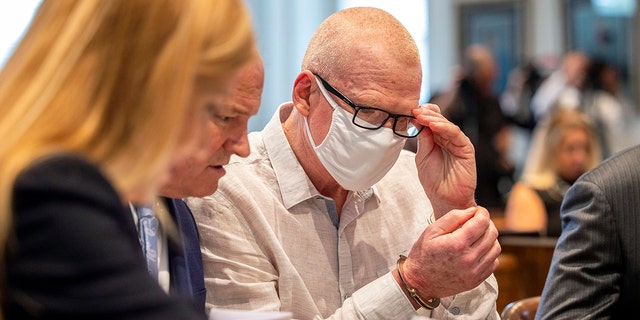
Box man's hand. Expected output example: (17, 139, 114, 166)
(412, 104, 476, 218)
(400, 206, 500, 300)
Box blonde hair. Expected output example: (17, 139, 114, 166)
(0, 0, 255, 271)
(521, 108, 602, 189)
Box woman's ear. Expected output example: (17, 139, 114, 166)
(292, 70, 315, 117)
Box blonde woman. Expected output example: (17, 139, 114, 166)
(0, 0, 256, 319)
(505, 108, 602, 237)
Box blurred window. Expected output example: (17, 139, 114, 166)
(0, 0, 41, 69)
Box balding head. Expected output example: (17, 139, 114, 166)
(302, 7, 421, 80)
(288, 9, 421, 192)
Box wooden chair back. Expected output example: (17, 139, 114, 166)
(500, 295, 540, 320)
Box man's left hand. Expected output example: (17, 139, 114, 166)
(412, 103, 477, 218)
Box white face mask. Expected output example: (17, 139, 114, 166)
(304, 76, 406, 191)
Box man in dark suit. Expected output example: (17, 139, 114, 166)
(162, 197, 207, 313)
(153, 55, 264, 313)
(536, 144, 640, 319)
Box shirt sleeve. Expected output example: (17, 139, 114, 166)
(346, 272, 419, 319)
(431, 274, 500, 320)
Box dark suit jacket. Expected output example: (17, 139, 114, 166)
(164, 197, 206, 314)
(6, 154, 206, 320)
(536, 145, 640, 319)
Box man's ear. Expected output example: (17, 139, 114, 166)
(292, 70, 315, 117)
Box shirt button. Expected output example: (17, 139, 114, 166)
(450, 306, 460, 315)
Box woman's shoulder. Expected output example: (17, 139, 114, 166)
(14, 152, 118, 203)
(510, 181, 540, 198)
(19, 153, 100, 177)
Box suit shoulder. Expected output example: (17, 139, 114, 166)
(583, 145, 640, 183)
(15, 153, 117, 202)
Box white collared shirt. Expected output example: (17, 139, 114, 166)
(187, 103, 500, 320)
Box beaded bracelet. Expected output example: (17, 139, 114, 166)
(396, 255, 441, 310)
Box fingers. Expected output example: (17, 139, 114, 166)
(460, 208, 500, 286)
(412, 104, 472, 152)
(405, 206, 500, 297)
(414, 103, 441, 114)
(455, 207, 501, 286)
(471, 239, 501, 288)
(412, 103, 445, 127)
(428, 206, 477, 237)
(450, 206, 491, 244)
(450, 207, 499, 274)
(464, 208, 496, 248)
(471, 219, 501, 264)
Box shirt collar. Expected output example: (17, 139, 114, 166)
(262, 103, 381, 209)
(263, 103, 321, 209)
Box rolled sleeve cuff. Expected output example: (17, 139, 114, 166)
(351, 272, 421, 320)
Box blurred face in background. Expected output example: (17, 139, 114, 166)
(554, 127, 591, 184)
(563, 52, 590, 88)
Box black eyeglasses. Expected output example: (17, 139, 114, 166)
(314, 73, 423, 138)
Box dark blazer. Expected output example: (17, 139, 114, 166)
(536, 145, 640, 319)
(164, 197, 207, 314)
(6, 154, 206, 320)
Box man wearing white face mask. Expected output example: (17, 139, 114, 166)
(305, 74, 409, 191)
(187, 7, 501, 320)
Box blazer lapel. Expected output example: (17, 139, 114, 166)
(164, 197, 206, 314)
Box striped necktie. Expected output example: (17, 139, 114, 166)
(135, 206, 159, 280)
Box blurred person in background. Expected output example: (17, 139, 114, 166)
(500, 60, 545, 134)
(504, 108, 601, 237)
(0, 0, 256, 318)
(500, 60, 546, 180)
(582, 58, 637, 158)
(441, 44, 514, 213)
(530, 51, 590, 122)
